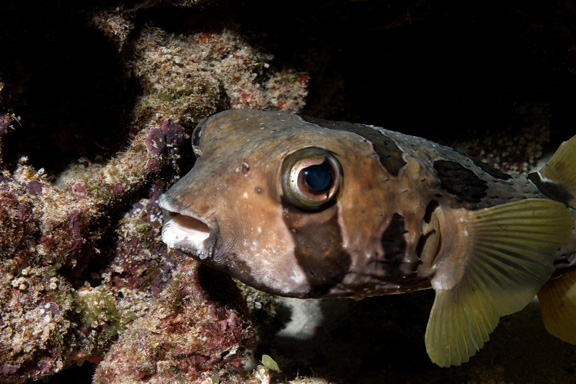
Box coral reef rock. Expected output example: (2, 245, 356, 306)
(0, 1, 306, 382)
(1, 0, 576, 383)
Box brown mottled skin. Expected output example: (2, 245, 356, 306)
(159, 109, 576, 299)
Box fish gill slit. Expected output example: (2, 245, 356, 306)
(423, 199, 440, 224)
(416, 200, 443, 266)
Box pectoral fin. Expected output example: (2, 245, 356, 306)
(539, 270, 576, 344)
(425, 199, 572, 367)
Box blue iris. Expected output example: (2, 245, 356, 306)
(303, 161, 332, 192)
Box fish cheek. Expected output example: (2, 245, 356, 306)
(209, 188, 294, 291)
(282, 206, 351, 297)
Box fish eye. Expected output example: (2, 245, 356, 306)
(282, 148, 342, 209)
(191, 122, 205, 157)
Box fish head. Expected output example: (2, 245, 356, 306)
(160, 109, 417, 298)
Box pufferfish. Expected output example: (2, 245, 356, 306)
(159, 109, 576, 367)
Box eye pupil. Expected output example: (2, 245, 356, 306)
(303, 161, 332, 192)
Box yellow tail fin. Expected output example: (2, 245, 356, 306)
(534, 135, 576, 345)
(530, 135, 576, 208)
(539, 269, 576, 344)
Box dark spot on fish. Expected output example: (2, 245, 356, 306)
(470, 158, 512, 180)
(528, 172, 574, 205)
(364, 213, 427, 291)
(282, 205, 351, 297)
(381, 213, 408, 274)
(299, 115, 407, 177)
(434, 160, 488, 204)
(255, 186, 264, 194)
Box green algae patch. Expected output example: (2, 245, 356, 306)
(72, 286, 136, 341)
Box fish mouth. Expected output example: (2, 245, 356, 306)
(158, 194, 214, 259)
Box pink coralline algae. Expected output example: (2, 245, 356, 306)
(0, 119, 190, 383)
(93, 261, 256, 384)
(6, 1, 575, 383)
(0, 2, 309, 382)
(0, 110, 266, 383)
(0, 115, 259, 383)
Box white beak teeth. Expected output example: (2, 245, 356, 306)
(159, 195, 212, 259)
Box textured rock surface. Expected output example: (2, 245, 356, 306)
(92, 262, 256, 384)
(0, 0, 576, 383)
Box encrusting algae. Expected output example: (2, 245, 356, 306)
(0, 2, 307, 382)
(1, 1, 576, 383)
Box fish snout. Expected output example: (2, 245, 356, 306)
(158, 194, 216, 260)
